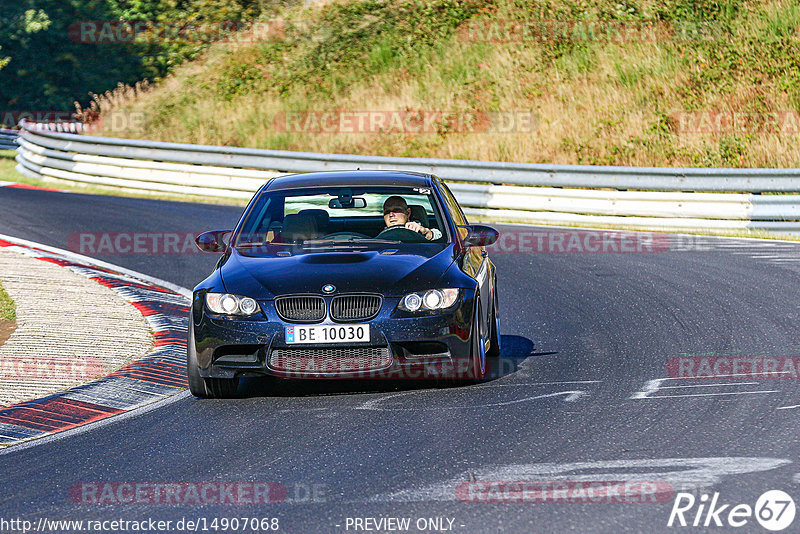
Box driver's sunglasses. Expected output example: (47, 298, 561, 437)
(383, 207, 406, 215)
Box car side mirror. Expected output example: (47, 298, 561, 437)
(460, 225, 499, 247)
(195, 230, 232, 253)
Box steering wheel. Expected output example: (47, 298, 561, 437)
(376, 226, 430, 243)
(321, 231, 371, 239)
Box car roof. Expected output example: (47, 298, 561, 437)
(263, 170, 435, 191)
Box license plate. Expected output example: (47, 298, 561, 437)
(285, 324, 370, 344)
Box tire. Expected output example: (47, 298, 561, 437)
(486, 284, 501, 359)
(467, 302, 487, 381)
(187, 326, 239, 398)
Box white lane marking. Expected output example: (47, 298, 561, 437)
(630, 378, 665, 399)
(355, 389, 587, 411)
(720, 371, 795, 378)
(473, 380, 601, 388)
(269, 382, 600, 413)
(631, 377, 779, 399)
(722, 242, 800, 265)
(659, 382, 761, 389)
(717, 242, 795, 247)
(745, 254, 795, 259)
(777, 404, 800, 410)
(643, 372, 789, 381)
(636, 391, 779, 399)
(724, 244, 798, 250)
(370, 457, 792, 502)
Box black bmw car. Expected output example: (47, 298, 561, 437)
(188, 170, 500, 397)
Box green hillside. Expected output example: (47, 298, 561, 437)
(84, 0, 800, 167)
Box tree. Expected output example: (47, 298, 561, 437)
(0, 1, 158, 112)
(0, 0, 271, 114)
(0, 10, 50, 72)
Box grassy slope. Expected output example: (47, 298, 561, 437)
(0, 281, 15, 321)
(91, 0, 800, 168)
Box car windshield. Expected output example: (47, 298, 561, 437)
(234, 186, 449, 248)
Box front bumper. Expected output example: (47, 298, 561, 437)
(192, 295, 476, 380)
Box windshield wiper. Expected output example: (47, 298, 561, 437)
(302, 237, 398, 247)
(236, 238, 400, 249)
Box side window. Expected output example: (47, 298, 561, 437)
(439, 181, 470, 240)
(439, 181, 468, 225)
(235, 193, 273, 244)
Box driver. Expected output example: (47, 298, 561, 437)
(382, 196, 442, 240)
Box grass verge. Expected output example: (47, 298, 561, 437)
(0, 281, 16, 321)
(0, 151, 19, 182)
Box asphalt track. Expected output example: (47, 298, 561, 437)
(1, 186, 800, 533)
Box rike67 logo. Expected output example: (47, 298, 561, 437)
(668, 490, 796, 531)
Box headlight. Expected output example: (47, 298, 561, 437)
(403, 293, 422, 312)
(398, 289, 460, 312)
(206, 293, 260, 316)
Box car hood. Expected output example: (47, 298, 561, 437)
(220, 245, 456, 299)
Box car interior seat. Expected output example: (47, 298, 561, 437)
(281, 213, 318, 242)
(408, 204, 432, 228)
(298, 209, 330, 236)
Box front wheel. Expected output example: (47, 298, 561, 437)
(467, 302, 487, 381)
(187, 326, 239, 398)
(486, 286, 501, 359)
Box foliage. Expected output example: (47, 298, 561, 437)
(0, 0, 290, 111)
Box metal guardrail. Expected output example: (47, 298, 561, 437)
(22, 122, 90, 133)
(0, 128, 18, 151)
(13, 120, 800, 232)
(2, 123, 87, 150)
